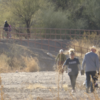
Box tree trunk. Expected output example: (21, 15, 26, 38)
(27, 28, 30, 38)
(26, 20, 30, 39)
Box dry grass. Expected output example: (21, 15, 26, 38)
(0, 43, 40, 73)
(0, 54, 39, 73)
(0, 54, 11, 73)
(27, 84, 46, 89)
(62, 84, 68, 91)
(70, 32, 100, 54)
(22, 56, 40, 72)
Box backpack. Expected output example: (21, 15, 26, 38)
(9, 25, 11, 31)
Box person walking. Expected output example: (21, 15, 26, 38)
(4, 21, 9, 38)
(81, 46, 99, 93)
(55, 49, 66, 74)
(62, 49, 80, 93)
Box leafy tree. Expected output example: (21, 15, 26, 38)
(39, 7, 87, 29)
(9, 0, 39, 37)
(0, 0, 100, 31)
(52, 0, 68, 10)
(0, 0, 40, 37)
(84, 0, 100, 29)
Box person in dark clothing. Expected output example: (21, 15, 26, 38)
(83, 74, 98, 89)
(81, 46, 99, 93)
(4, 21, 9, 38)
(62, 49, 80, 93)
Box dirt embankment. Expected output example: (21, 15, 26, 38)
(0, 39, 69, 71)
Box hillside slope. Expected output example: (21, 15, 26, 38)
(0, 39, 69, 71)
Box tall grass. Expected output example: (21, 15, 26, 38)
(0, 54, 10, 73)
(71, 32, 99, 49)
(0, 54, 39, 73)
(70, 32, 100, 59)
(22, 56, 40, 72)
(0, 43, 40, 73)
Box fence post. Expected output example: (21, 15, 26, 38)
(70, 30, 71, 39)
(79, 30, 81, 39)
(41, 40, 43, 49)
(65, 30, 67, 39)
(48, 39, 49, 50)
(0, 29, 1, 40)
(81, 47, 82, 58)
(61, 41, 62, 50)
(2, 29, 4, 39)
(55, 41, 56, 51)
(34, 28, 36, 48)
(40, 28, 41, 39)
(27, 36, 29, 47)
(55, 29, 56, 39)
(75, 30, 76, 39)
(60, 29, 61, 39)
(45, 29, 46, 39)
(50, 28, 51, 39)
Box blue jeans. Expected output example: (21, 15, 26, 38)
(85, 80, 94, 92)
(86, 71, 96, 92)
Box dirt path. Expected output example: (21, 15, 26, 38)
(1, 72, 100, 100)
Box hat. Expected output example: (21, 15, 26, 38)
(59, 49, 63, 53)
(90, 46, 96, 50)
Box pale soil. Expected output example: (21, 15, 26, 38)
(0, 72, 100, 100)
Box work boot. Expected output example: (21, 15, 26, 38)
(90, 87, 94, 93)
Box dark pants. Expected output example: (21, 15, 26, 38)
(69, 73, 78, 90)
(86, 71, 96, 91)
